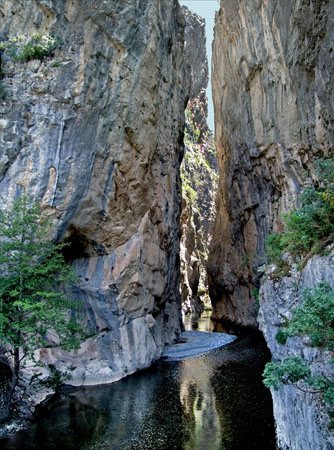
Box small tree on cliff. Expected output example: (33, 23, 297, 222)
(0, 195, 82, 412)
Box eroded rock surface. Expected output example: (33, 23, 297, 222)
(0, 0, 189, 385)
(208, 0, 334, 327)
(258, 254, 334, 449)
(182, 5, 209, 143)
(180, 6, 218, 315)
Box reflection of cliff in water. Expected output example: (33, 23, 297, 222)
(180, 357, 221, 450)
(211, 336, 276, 450)
(1, 327, 275, 450)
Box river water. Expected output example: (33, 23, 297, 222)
(1, 317, 276, 450)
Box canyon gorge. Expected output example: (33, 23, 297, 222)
(209, 0, 334, 448)
(0, 0, 334, 449)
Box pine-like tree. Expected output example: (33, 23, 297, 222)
(0, 195, 82, 414)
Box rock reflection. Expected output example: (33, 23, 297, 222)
(179, 357, 221, 450)
(1, 327, 275, 450)
(183, 313, 215, 332)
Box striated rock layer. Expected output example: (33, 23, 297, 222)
(0, 0, 189, 385)
(182, 5, 209, 143)
(180, 6, 218, 315)
(208, 0, 334, 327)
(258, 254, 334, 449)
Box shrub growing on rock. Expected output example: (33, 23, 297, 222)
(263, 283, 334, 425)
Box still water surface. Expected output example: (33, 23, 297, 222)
(2, 318, 276, 450)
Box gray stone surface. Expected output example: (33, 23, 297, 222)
(182, 5, 209, 142)
(258, 253, 334, 450)
(208, 0, 334, 327)
(0, 0, 189, 386)
(161, 330, 236, 361)
(180, 6, 218, 315)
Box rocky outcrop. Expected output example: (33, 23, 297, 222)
(180, 6, 218, 315)
(0, 0, 189, 386)
(258, 253, 334, 449)
(180, 128, 218, 315)
(208, 0, 334, 328)
(182, 5, 209, 143)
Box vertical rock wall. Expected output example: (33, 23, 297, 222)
(182, 6, 209, 143)
(208, 0, 334, 328)
(258, 255, 334, 449)
(180, 6, 218, 315)
(0, 0, 189, 385)
(210, 0, 334, 447)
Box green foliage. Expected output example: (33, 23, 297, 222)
(0, 195, 82, 382)
(264, 233, 291, 277)
(182, 109, 218, 207)
(197, 286, 206, 297)
(263, 283, 334, 423)
(30, 364, 73, 393)
(263, 357, 311, 390)
(264, 157, 334, 276)
(0, 82, 6, 100)
(282, 185, 334, 257)
(265, 233, 285, 265)
(181, 174, 198, 203)
(316, 158, 334, 206)
(0, 34, 63, 62)
(264, 357, 334, 421)
(279, 283, 334, 350)
(251, 288, 260, 305)
(184, 109, 201, 145)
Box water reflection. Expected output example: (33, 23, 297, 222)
(183, 313, 215, 332)
(180, 357, 221, 450)
(183, 314, 241, 336)
(1, 326, 275, 450)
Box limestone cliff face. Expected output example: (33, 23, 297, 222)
(258, 254, 334, 449)
(0, 0, 189, 385)
(209, 0, 334, 327)
(182, 6, 209, 143)
(180, 6, 218, 315)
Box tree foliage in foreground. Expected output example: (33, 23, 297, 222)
(0, 195, 82, 409)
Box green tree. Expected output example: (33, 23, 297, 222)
(0, 195, 82, 414)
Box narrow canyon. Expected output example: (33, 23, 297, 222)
(0, 1, 333, 449)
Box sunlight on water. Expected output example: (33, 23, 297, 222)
(1, 319, 276, 450)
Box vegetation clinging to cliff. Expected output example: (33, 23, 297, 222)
(264, 157, 334, 275)
(180, 109, 218, 312)
(182, 109, 218, 206)
(0, 34, 63, 101)
(0, 34, 63, 62)
(263, 158, 334, 426)
(263, 282, 334, 424)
